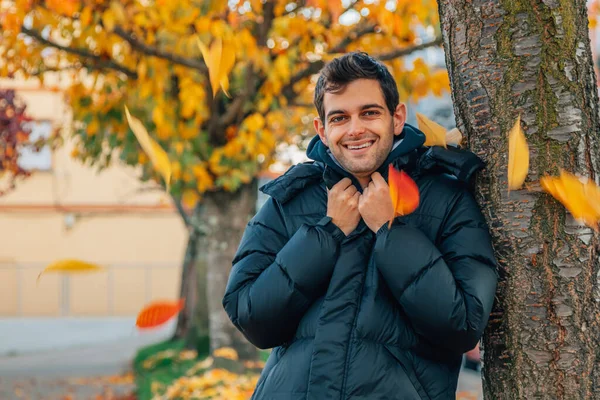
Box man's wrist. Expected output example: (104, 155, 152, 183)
(316, 216, 347, 242)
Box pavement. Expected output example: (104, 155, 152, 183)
(0, 318, 483, 399)
(0, 318, 174, 400)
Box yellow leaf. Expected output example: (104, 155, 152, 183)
(197, 36, 235, 98)
(37, 259, 103, 283)
(416, 112, 447, 147)
(102, 9, 116, 32)
(182, 189, 200, 209)
(124, 106, 172, 190)
(80, 7, 92, 26)
(213, 347, 239, 361)
(541, 170, 600, 230)
(109, 1, 126, 23)
(507, 116, 529, 191)
(446, 128, 463, 147)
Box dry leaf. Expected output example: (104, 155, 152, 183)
(507, 115, 529, 191)
(136, 299, 185, 330)
(540, 170, 600, 230)
(197, 36, 236, 98)
(37, 259, 103, 283)
(446, 128, 463, 147)
(213, 347, 239, 361)
(124, 106, 171, 189)
(416, 112, 447, 147)
(388, 164, 420, 227)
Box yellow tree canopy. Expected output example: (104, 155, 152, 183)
(0, 0, 448, 208)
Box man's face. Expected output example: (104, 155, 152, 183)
(314, 79, 406, 181)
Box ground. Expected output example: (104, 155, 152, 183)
(0, 340, 483, 400)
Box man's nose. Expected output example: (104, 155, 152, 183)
(347, 117, 366, 136)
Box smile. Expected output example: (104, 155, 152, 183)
(345, 140, 375, 150)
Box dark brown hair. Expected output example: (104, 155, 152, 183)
(313, 52, 399, 124)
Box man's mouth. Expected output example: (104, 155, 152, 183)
(344, 140, 375, 150)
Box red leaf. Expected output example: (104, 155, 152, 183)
(388, 164, 419, 227)
(136, 299, 185, 330)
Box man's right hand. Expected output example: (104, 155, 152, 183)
(327, 178, 361, 236)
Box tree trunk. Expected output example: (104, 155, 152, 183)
(438, 1, 600, 398)
(172, 205, 209, 353)
(204, 181, 260, 361)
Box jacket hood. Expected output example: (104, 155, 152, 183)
(305, 123, 426, 187)
(260, 124, 485, 204)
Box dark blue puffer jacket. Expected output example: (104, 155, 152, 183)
(223, 124, 498, 399)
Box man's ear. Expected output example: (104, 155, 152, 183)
(393, 103, 407, 136)
(314, 117, 327, 145)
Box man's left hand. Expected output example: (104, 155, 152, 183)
(358, 172, 394, 233)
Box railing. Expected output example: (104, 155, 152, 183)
(0, 262, 181, 317)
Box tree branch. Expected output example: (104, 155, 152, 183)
(329, 23, 377, 53)
(257, 1, 277, 47)
(376, 36, 443, 61)
(172, 195, 192, 227)
(112, 27, 207, 73)
(21, 27, 138, 79)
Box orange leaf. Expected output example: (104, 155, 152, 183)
(416, 112, 447, 147)
(507, 115, 529, 191)
(136, 299, 185, 330)
(388, 164, 420, 227)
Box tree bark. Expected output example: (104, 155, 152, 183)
(172, 204, 209, 352)
(438, 0, 600, 398)
(204, 181, 260, 361)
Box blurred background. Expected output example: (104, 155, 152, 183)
(1, 0, 600, 399)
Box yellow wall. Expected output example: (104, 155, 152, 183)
(0, 77, 187, 317)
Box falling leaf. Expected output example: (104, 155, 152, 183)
(136, 299, 185, 330)
(416, 112, 447, 147)
(388, 164, 420, 227)
(213, 347, 239, 361)
(37, 259, 103, 283)
(446, 128, 463, 147)
(197, 36, 235, 98)
(124, 106, 172, 189)
(541, 170, 600, 230)
(507, 115, 529, 191)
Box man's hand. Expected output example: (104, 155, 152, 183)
(358, 172, 394, 233)
(327, 178, 361, 236)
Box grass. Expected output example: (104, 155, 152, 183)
(133, 337, 209, 400)
(133, 336, 271, 400)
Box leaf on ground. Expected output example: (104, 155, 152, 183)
(213, 347, 239, 361)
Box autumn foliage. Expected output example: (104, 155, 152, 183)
(0, 0, 447, 208)
(0, 89, 32, 194)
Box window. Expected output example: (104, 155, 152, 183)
(17, 120, 53, 171)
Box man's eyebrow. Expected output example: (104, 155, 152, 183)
(325, 104, 385, 119)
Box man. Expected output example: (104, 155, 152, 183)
(223, 52, 498, 400)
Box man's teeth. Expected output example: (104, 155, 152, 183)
(347, 141, 373, 150)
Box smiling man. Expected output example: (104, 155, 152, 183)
(223, 52, 498, 400)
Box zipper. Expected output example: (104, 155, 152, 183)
(339, 238, 372, 399)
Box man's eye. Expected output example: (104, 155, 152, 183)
(330, 116, 345, 123)
(363, 110, 380, 116)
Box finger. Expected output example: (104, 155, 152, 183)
(362, 186, 368, 197)
(345, 185, 358, 197)
(332, 177, 353, 192)
(371, 172, 387, 188)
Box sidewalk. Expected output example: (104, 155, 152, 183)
(0, 318, 175, 399)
